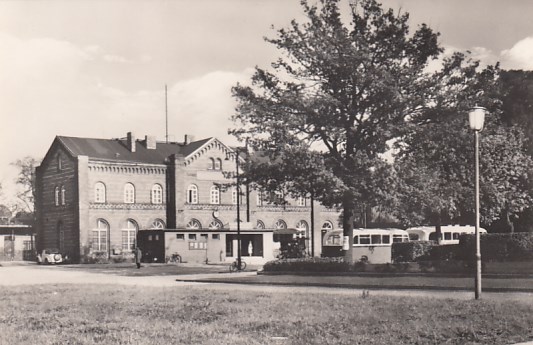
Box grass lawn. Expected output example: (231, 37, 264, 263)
(0, 285, 532, 345)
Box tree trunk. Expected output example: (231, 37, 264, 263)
(504, 209, 514, 233)
(342, 196, 355, 263)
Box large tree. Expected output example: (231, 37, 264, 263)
(394, 55, 533, 233)
(11, 156, 39, 214)
(231, 0, 443, 260)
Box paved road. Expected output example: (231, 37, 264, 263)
(2, 261, 533, 304)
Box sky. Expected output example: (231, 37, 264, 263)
(1, 0, 533, 206)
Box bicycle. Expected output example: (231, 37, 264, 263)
(165, 253, 182, 264)
(229, 259, 247, 272)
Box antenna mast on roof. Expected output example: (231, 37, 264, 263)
(165, 84, 169, 143)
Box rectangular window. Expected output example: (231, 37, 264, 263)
(92, 230, 107, 251)
(188, 234, 197, 240)
(297, 197, 306, 207)
(359, 235, 370, 245)
(382, 235, 390, 244)
(176, 234, 185, 240)
(371, 235, 382, 244)
(444, 232, 452, 240)
(200, 234, 208, 240)
(189, 242, 207, 250)
(23, 240, 33, 251)
(453, 233, 460, 240)
(393, 235, 404, 243)
(212, 234, 220, 240)
(122, 230, 136, 251)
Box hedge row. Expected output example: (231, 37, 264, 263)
(392, 232, 533, 263)
(263, 257, 352, 272)
(458, 232, 533, 261)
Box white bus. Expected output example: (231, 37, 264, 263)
(322, 228, 409, 263)
(406, 225, 487, 245)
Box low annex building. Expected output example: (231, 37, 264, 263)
(35, 133, 340, 263)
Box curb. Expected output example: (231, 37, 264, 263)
(257, 271, 533, 279)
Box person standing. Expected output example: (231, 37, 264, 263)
(134, 247, 142, 269)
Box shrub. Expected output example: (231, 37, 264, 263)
(458, 233, 533, 262)
(263, 257, 351, 272)
(392, 241, 433, 263)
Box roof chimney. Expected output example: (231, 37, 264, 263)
(127, 132, 136, 152)
(184, 134, 195, 145)
(144, 135, 157, 149)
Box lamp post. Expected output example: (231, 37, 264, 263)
(469, 106, 486, 300)
(227, 149, 243, 271)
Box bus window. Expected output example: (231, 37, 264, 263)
(393, 235, 404, 243)
(429, 232, 439, 241)
(382, 235, 390, 244)
(353, 236, 359, 244)
(371, 235, 381, 244)
(444, 232, 452, 240)
(360, 235, 370, 245)
(409, 234, 419, 241)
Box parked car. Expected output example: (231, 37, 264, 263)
(37, 248, 65, 265)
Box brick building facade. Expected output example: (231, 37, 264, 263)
(35, 133, 341, 263)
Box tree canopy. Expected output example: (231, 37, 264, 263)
(11, 156, 39, 214)
(231, 0, 445, 259)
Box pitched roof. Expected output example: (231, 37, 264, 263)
(57, 136, 212, 165)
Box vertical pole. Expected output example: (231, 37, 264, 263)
(165, 84, 169, 144)
(475, 130, 482, 299)
(236, 153, 242, 270)
(310, 194, 315, 257)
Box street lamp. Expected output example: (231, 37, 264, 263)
(469, 106, 486, 300)
(226, 149, 243, 270)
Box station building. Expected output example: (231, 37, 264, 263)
(35, 133, 341, 264)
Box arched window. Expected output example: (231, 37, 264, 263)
(275, 220, 287, 229)
(57, 155, 62, 171)
(256, 220, 265, 229)
(151, 184, 163, 204)
(60, 186, 66, 205)
(94, 182, 106, 203)
(54, 186, 60, 206)
(92, 219, 109, 252)
(214, 158, 222, 170)
(208, 220, 223, 229)
(187, 185, 198, 204)
(122, 219, 138, 251)
(321, 221, 333, 231)
(296, 220, 308, 232)
(150, 219, 166, 229)
(124, 183, 135, 204)
(186, 219, 202, 229)
(209, 158, 215, 170)
(210, 185, 220, 204)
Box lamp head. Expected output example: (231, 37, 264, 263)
(469, 106, 486, 131)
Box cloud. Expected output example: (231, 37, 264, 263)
(500, 36, 533, 70)
(103, 54, 133, 64)
(0, 31, 254, 204)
